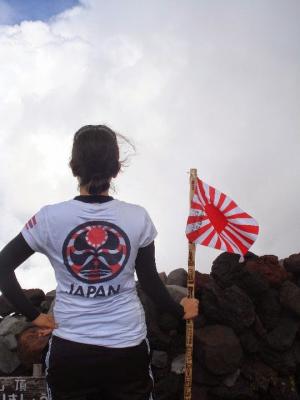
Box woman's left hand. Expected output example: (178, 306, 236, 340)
(180, 297, 200, 320)
(32, 313, 58, 337)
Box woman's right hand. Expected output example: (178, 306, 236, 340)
(32, 313, 58, 337)
(180, 297, 199, 320)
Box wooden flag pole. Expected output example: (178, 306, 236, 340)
(184, 168, 197, 400)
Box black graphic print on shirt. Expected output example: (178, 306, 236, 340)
(62, 221, 131, 284)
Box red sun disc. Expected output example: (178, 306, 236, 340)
(86, 227, 107, 247)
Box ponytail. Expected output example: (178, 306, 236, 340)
(87, 174, 110, 195)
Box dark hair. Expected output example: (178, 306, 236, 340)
(69, 125, 121, 195)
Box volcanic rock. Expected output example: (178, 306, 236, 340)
(151, 350, 168, 369)
(154, 372, 183, 400)
(269, 376, 300, 400)
(253, 314, 267, 338)
(239, 330, 259, 354)
(191, 386, 210, 400)
(246, 255, 289, 287)
(202, 283, 255, 333)
(211, 252, 254, 288)
(284, 253, 300, 275)
(171, 354, 185, 375)
(256, 288, 282, 331)
(209, 377, 259, 399)
(193, 362, 223, 386)
(158, 272, 168, 284)
(194, 325, 243, 375)
(194, 271, 212, 297)
(166, 285, 187, 303)
(39, 300, 52, 313)
(45, 289, 56, 299)
(280, 281, 300, 316)
(211, 251, 269, 299)
(2, 333, 18, 351)
(25, 289, 45, 307)
(223, 369, 240, 388)
(294, 340, 300, 364)
(259, 341, 298, 375)
(166, 268, 187, 287)
(0, 316, 29, 336)
(241, 360, 278, 392)
(0, 337, 21, 374)
(265, 317, 299, 351)
(40, 290, 56, 313)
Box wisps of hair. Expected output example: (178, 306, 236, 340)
(70, 125, 135, 195)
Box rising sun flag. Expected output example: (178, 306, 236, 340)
(186, 178, 259, 255)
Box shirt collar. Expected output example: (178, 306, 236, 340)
(74, 195, 114, 203)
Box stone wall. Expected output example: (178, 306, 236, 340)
(1, 252, 300, 400)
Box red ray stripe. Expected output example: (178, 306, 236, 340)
(222, 201, 237, 215)
(227, 212, 251, 219)
(32, 215, 37, 226)
(219, 235, 234, 253)
(187, 215, 208, 224)
(229, 223, 259, 234)
(191, 201, 203, 210)
(198, 179, 209, 205)
(209, 185, 215, 204)
(201, 229, 216, 247)
(187, 223, 212, 243)
(223, 228, 248, 255)
(215, 237, 222, 249)
(227, 224, 254, 245)
(221, 232, 241, 253)
(228, 224, 258, 240)
(216, 192, 226, 209)
(28, 220, 33, 228)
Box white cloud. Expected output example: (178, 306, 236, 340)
(0, 0, 300, 292)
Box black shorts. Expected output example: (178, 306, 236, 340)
(44, 335, 154, 400)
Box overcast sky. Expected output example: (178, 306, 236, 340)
(0, 0, 299, 293)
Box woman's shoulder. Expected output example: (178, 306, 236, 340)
(115, 199, 149, 215)
(35, 199, 80, 216)
(38, 198, 152, 221)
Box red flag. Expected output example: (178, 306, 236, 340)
(186, 178, 259, 255)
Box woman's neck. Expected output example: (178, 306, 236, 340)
(79, 187, 109, 196)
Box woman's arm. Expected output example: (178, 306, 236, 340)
(0, 233, 49, 321)
(0, 233, 57, 335)
(0, 233, 41, 321)
(135, 241, 199, 319)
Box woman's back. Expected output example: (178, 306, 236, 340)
(22, 195, 157, 347)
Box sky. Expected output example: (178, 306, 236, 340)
(0, 0, 299, 293)
(0, 0, 79, 25)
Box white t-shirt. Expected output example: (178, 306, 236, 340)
(21, 198, 157, 348)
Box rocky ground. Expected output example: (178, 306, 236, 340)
(1, 252, 300, 400)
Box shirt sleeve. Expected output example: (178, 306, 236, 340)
(21, 207, 48, 254)
(139, 208, 158, 248)
(135, 241, 184, 319)
(0, 233, 40, 321)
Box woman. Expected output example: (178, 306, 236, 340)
(0, 125, 199, 400)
